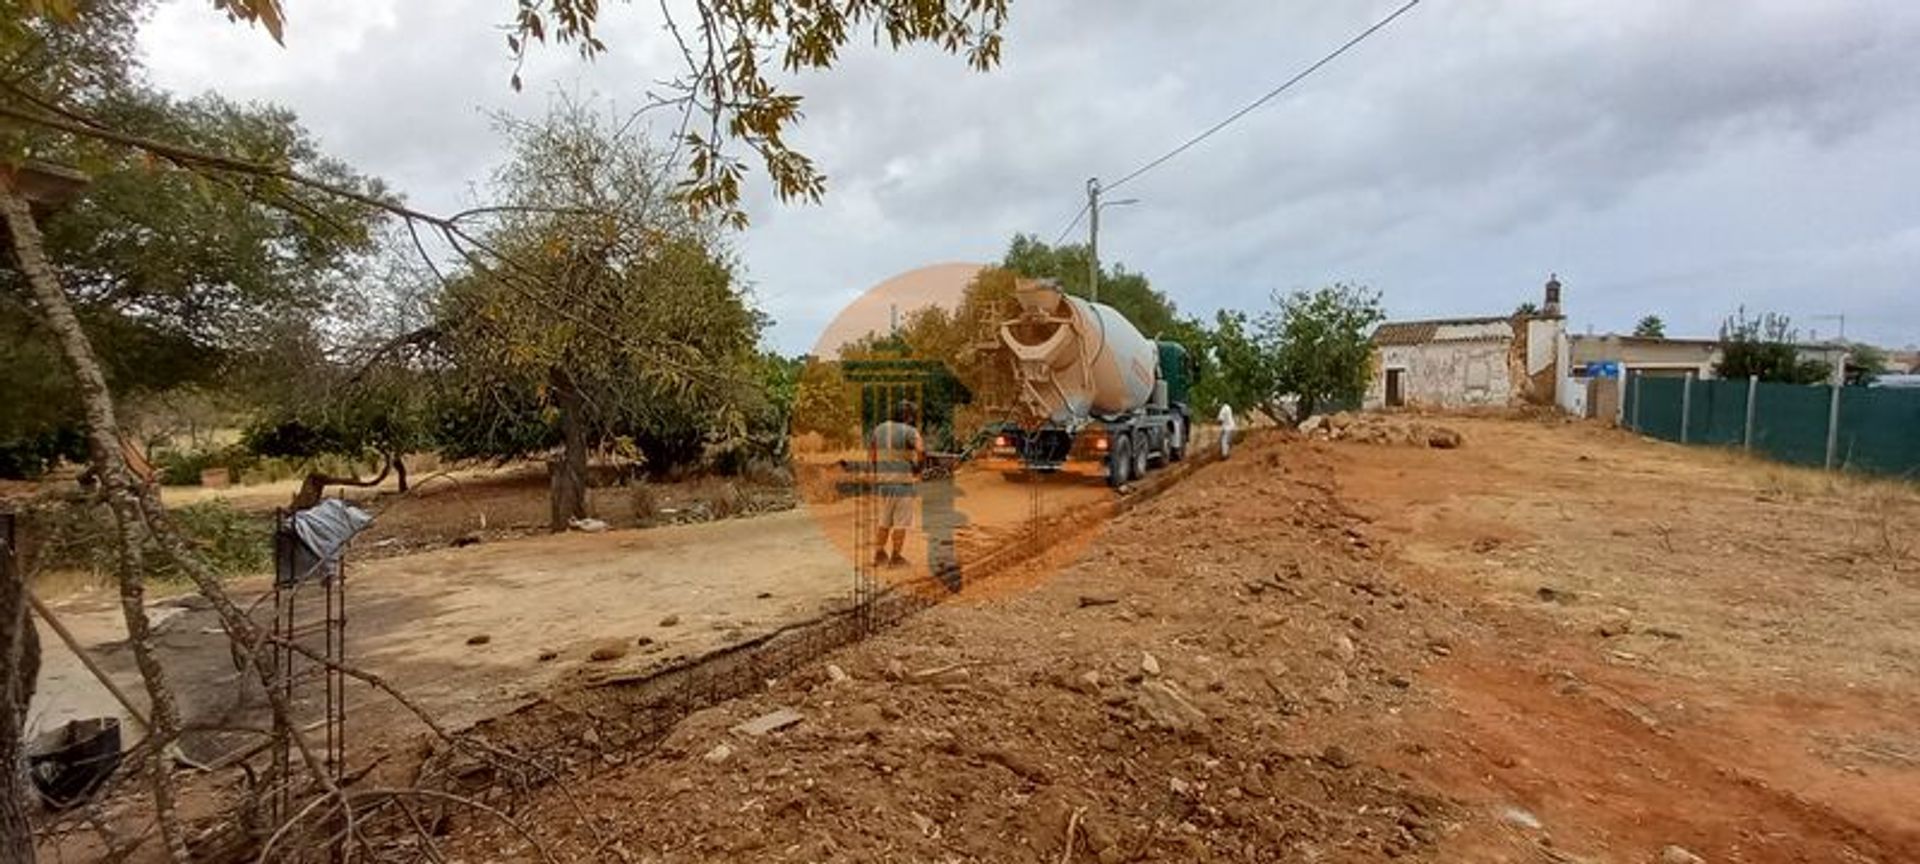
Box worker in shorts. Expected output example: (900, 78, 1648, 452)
(867, 400, 924, 567)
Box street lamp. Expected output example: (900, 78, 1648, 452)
(1086, 177, 1138, 305)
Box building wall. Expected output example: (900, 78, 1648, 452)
(1366, 340, 1515, 409)
(1571, 335, 1720, 377)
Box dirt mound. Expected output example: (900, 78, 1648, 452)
(1299, 411, 1463, 448)
(441, 433, 1465, 861)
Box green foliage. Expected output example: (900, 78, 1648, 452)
(1633, 315, 1666, 338)
(1514, 301, 1540, 317)
(433, 100, 766, 474)
(1205, 285, 1383, 422)
(168, 500, 270, 575)
(1716, 308, 1831, 384)
(1, 43, 387, 476)
(0, 425, 84, 479)
(1269, 284, 1383, 418)
(1198, 309, 1276, 420)
(1844, 343, 1888, 387)
(20, 497, 267, 582)
(153, 445, 254, 486)
(789, 356, 860, 446)
(239, 322, 439, 470)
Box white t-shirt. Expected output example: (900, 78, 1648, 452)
(1217, 404, 1236, 431)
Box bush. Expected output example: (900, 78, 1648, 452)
(17, 497, 269, 584)
(156, 445, 259, 486)
(169, 500, 271, 576)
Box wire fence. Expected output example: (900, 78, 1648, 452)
(1624, 374, 1920, 477)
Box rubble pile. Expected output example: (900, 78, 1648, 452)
(1298, 411, 1465, 449)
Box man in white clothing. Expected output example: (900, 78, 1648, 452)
(1217, 403, 1237, 458)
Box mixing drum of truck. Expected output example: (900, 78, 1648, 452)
(986, 280, 1194, 487)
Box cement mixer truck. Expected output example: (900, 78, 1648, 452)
(984, 280, 1195, 487)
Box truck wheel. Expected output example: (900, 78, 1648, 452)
(1168, 416, 1187, 462)
(1132, 430, 1150, 478)
(1107, 437, 1131, 488)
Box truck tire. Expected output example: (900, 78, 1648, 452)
(1108, 437, 1131, 488)
(1168, 416, 1187, 462)
(1132, 430, 1150, 479)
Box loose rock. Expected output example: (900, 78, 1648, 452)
(658, 614, 681, 627)
(465, 633, 491, 646)
(733, 707, 805, 737)
(587, 641, 629, 662)
(1137, 680, 1206, 730)
(1659, 845, 1705, 864)
(1140, 651, 1162, 677)
(703, 743, 733, 764)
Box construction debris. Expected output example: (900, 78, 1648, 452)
(731, 707, 804, 737)
(1299, 412, 1465, 448)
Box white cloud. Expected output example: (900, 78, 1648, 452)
(139, 0, 1920, 352)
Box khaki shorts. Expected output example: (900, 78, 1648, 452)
(877, 491, 917, 529)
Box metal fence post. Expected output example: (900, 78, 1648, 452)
(1629, 371, 1642, 431)
(1825, 351, 1848, 470)
(1743, 375, 1758, 452)
(1616, 368, 1629, 426)
(1679, 371, 1694, 444)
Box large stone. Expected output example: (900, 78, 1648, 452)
(1659, 845, 1705, 864)
(732, 707, 805, 737)
(1137, 680, 1207, 731)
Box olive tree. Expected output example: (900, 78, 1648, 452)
(434, 102, 765, 530)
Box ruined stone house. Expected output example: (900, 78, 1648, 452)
(1363, 276, 1568, 410)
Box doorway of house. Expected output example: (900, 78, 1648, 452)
(1385, 368, 1405, 407)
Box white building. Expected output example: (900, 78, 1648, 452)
(1364, 276, 1569, 411)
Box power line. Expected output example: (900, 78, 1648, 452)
(1105, 0, 1422, 193)
(1051, 201, 1091, 246)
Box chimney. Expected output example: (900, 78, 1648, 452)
(1543, 273, 1563, 316)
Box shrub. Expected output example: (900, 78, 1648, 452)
(17, 497, 269, 584)
(169, 500, 270, 576)
(156, 445, 260, 486)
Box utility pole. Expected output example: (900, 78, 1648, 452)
(1086, 177, 1101, 305)
(1083, 178, 1138, 307)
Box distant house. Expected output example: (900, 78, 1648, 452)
(1562, 333, 1851, 420)
(1570, 334, 1847, 380)
(1364, 276, 1568, 410)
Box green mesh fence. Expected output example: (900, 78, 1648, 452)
(1838, 387, 1920, 479)
(1627, 374, 1920, 477)
(1689, 379, 1746, 447)
(1749, 381, 1832, 467)
(1629, 376, 1685, 441)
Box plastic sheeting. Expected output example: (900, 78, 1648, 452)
(284, 498, 373, 585)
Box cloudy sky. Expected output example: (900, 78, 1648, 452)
(138, 0, 1920, 353)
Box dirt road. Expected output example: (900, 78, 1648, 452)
(434, 417, 1919, 862)
(29, 462, 1114, 755)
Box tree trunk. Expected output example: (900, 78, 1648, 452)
(548, 368, 588, 532)
(391, 452, 409, 493)
(2, 183, 190, 863)
(1, 513, 40, 864)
